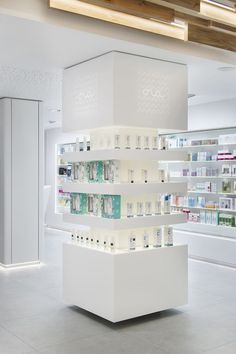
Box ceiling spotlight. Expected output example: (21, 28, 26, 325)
(217, 66, 236, 71)
(48, 120, 57, 124)
(188, 94, 196, 98)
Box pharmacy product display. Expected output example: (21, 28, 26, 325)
(62, 51, 188, 322)
(56, 143, 74, 214)
(162, 127, 236, 236)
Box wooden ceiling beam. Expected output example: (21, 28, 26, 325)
(160, 0, 200, 12)
(175, 10, 210, 26)
(210, 21, 236, 34)
(188, 23, 236, 52)
(80, 0, 175, 22)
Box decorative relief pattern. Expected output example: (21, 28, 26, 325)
(137, 71, 170, 116)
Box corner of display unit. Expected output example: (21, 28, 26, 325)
(63, 243, 188, 322)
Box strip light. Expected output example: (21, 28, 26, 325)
(201, 0, 236, 26)
(49, 0, 187, 41)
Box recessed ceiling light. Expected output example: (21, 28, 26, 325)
(48, 120, 57, 124)
(217, 66, 236, 72)
(188, 93, 196, 98)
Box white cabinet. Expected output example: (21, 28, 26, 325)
(0, 98, 43, 267)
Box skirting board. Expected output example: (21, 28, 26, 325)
(174, 229, 236, 268)
(63, 243, 188, 322)
(0, 261, 40, 269)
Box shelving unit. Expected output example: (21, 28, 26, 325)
(61, 51, 188, 322)
(161, 126, 236, 267)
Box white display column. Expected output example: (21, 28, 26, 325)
(62, 52, 188, 322)
(0, 98, 44, 267)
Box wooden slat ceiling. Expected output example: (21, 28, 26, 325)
(49, 0, 236, 52)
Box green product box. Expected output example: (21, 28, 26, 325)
(87, 161, 103, 183)
(101, 195, 121, 219)
(70, 193, 87, 215)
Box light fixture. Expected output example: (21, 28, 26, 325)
(217, 66, 236, 71)
(201, 0, 236, 26)
(48, 120, 57, 124)
(49, 108, 61, 113)
(49, 0, 187, 41)
(188, 93, 196, 98)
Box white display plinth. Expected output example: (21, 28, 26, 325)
(63, 243, 188, 323)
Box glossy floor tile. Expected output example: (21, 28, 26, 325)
(1, 229, 236, 354)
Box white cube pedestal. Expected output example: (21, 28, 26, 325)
(63, 243, 188, 322)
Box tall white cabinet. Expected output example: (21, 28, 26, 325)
(0, 98, 43, 267)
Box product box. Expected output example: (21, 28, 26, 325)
(205, 211, 212, 225)
(101, 195, 121, 219)
(219, 197, 233, 210)
(211, 211, 218, 226)
(222, 180, 232, 193)
(71, 193, 88, 214)
(87, 161, 103, 183)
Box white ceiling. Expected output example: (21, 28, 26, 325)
(0, 14, 236, 129)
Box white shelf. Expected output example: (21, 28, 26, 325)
(63, 242, 188, 322)
(63, 213, 186, 230)
(62, 181, 187, 195)
(62, 149, 188, 162)
(172, 205, 236, 213)
(171, 175, 236, 179)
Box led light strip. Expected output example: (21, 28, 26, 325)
(49, 0, 187, 41)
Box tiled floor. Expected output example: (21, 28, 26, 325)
(1, 229, 236, 354)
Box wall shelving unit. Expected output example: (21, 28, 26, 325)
(161, 126, 236, 267)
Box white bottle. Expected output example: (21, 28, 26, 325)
(154, 200, 162, 215)
(125, 135, 131, 149)
(164, 226, 173, 246)
(153, 228, 162, 247)
(159, 136, 167, 150)
(152, 135, 158, 150)
(142, 169, 148, 183)
(128, 169, 134, 183)
(129, 233, 136, 250)
(136, 135, 142, 150)
(114, 134, 121, 149)
(137, 202, 144, 216)
(83, 136, 87, 151)
(71, 231, 76, 242)
(158, 169, 166, 183)
(127, 202, 134, 218)
(76, 138, 80, 152)
(143, 230, 149, 248)
(110, 239, 115, 252)
(144, 136, 150, 150)
(145, 201, 152, 216)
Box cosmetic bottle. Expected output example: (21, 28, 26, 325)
(153, 228, 162, 247)
(129, 233, 136, 250)
(154, 200, 162, 215)
(143, 230, 149, 248)
(163, 226, 173, 246)
(80, 235, 84, 245)
(110, 238, 115, 252)
(158, 169, 166, 183)
(125, 135, 131, 149)
(103, 240, 107, 250)
(71, 231, 75, 242)
(96, 239, 100, 248)
(145, 201, 152, 216)
(127, 202, 134, 218)
(159, 136, 167, 150)
(90, 237, 94, 247)
(142, 169, 148, 183)
(128, 169, 134, 183)
(83, 136, 87, 151)
(137, 202, 144, 216)
(136, 135, 142, 150)
(103, 161, 109, 182)
(76, 233, 80, 243)
(144, 136, 150, 150)
(114, 134, 121, 149)
(152, 136, 158, 150)
(85, 236, 89, 246)
(163, 195, 171, 214)
(76, 138, 80, 152)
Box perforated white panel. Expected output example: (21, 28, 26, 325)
(63, 52, 188, 131)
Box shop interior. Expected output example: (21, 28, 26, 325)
(0, 4, 236, 354)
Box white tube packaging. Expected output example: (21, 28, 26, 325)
(163, 226, 173, 246)
(129, 234, 136, 250)
(143, 230, 149, 248)
(153, 228, 162, 247)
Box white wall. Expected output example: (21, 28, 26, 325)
(45, 127, 76, 230)
(188, 98, 236, 131)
